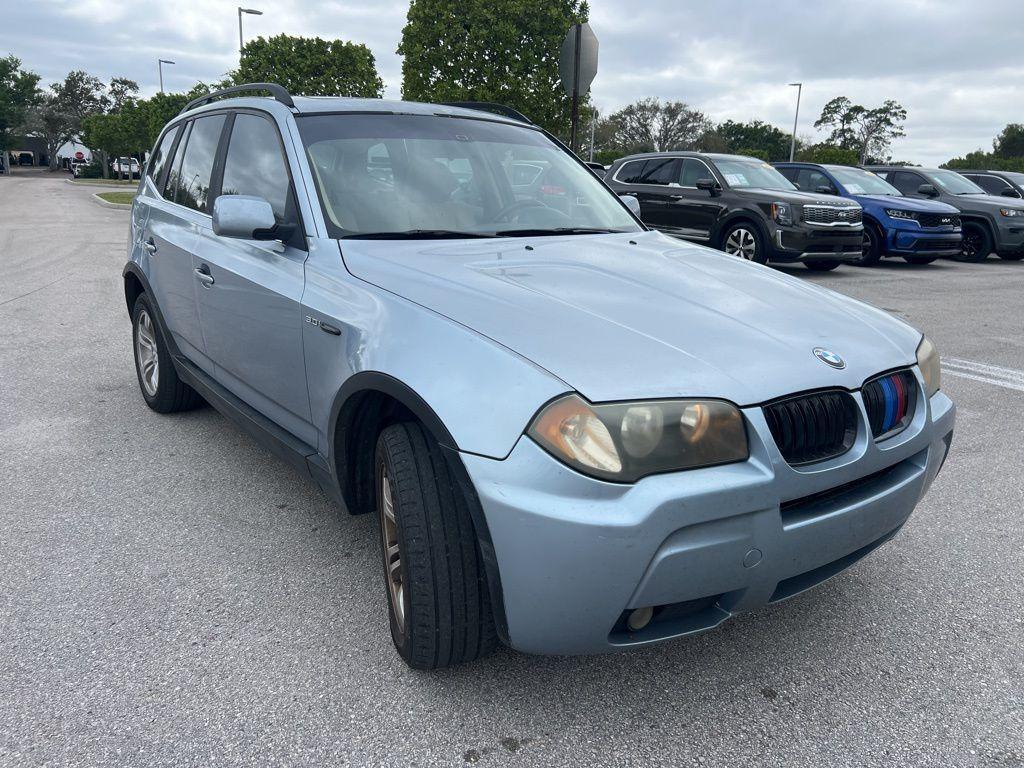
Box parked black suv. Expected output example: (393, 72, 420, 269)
(956, 169, 1024, 200)
(604, 152, 863, 270)
(865, 166, 1024, 262)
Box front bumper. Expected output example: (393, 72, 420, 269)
(886, 226, 962, 257)
(462, 373, 955, 655)
(770, 225, 863, 263)
(994, 221, 1024, 254)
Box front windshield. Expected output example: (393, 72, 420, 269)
(297, 113, 642, 238)
(928, 169, 986, 195)
(714, 159, 796, 191)
(828, 166, 901, 196)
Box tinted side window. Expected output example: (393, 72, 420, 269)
(221, 113, 293, 224)
(891, 171, 923, 195)
(776, 166, 799, 183)
(148, 125, 179, 187)
(638, 158, 679, 185)
(175, 114, 226, 213)
(797, 168, 832, 192)
(163, 122, 190, 202)
(616, 160, 648, 184)
(679, 158, 712, 187)
(971, 174, 1012, 195)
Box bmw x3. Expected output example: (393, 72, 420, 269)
(124, 84, 956, 668)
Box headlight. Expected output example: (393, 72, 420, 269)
(999, 208, 1024, 217)
(885, 208, 919, 222)
(771, 201, 794, 225)
(917, 336, 941, 397)
(528, 394, 749, 482)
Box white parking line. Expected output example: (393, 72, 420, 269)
(943, 357, 1024, 393)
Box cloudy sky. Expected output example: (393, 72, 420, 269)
(3, 0, 1022, 164)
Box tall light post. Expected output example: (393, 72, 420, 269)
(158, 59, 175, 93)
(238, 7, 263, 55)
(788, 82, 802, 162)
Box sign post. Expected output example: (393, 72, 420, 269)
(559, 22, 598, 155)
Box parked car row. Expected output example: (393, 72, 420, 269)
(601, 151, 1024, 268)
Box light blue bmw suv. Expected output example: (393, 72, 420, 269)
(124, 84, 956, 668)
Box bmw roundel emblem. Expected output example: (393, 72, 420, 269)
(813, 347, 846, 369)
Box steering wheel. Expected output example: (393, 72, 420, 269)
(492, 198, 548, 223)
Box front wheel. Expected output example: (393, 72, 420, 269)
(958, 222, 992, 262)
(721, 223, 768, 264)
(803, 260, 841, 272)
(374, 422, 497, 669)
(855, 225, 883, 266)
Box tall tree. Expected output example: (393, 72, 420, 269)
(715, 119, 792, 161)
(814, 96, 907, 164)
(398, 0, 589, 137)
(604, 98, 710, 153)
(25, 70, 108, 170)
(0, 56, 41, 164)
(235, 35, 383, 97)
(993, 123, 1024, 159)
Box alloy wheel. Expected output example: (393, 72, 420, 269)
(135, 309, 159, 396)
(724, 228, 757, 260)
(379, 468, 406, 634)
(862, 231, 872, 256)
(961, 231, 980, 261)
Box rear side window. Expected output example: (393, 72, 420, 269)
(220, 113, 293, 224)
(174, 114, 226, 213)
(616, 160, 648, 184)
(148, 125, 179, 187)
(638, 158, 679, 186)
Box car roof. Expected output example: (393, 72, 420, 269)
(612, 151, 765, 163)
(180, 94, 532, 129)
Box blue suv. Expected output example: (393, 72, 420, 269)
(775, 163, 962, 265)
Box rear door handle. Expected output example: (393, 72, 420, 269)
(194, 264, 215, 287)
(143, 238, 157, 254)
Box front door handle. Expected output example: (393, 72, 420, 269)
(194, 264, 215, 287)
(143, 238, 157, 254)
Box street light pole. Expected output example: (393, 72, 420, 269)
(788, 82, 802, 162)
(158, 59, 175, 93)
(238, 7, 263, 55)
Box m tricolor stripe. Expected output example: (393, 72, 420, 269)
(863, 370, 917, 439)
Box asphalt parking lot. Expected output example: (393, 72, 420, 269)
(1, 175, 1022, 768)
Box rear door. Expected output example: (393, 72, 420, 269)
(142, 119, 217, 369)
(192, 110, 314, 444)
(632, 157, 681, 232)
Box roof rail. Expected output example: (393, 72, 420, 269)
(441, 102, 533, 125)
(179, 83, 295, 115)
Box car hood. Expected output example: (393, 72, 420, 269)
(853, 194, 960, 213)
(338, 231, 921, 405)
(733, 187, 860, 207)
(949, 193, 1024, 214)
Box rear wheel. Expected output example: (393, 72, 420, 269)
(855, 224, 883, 266)
(374, 422, 497, 669)
(132, 294, 202, 413)
(958, 222, 992, 262)
(903, 255, 939, 265)
(721, 222, 767, 264)
(803, 260, 841, 272)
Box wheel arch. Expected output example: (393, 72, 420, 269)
(328, 371, 510, 643)
(712, 212, 769, 250)
(123, 262, 149, 317)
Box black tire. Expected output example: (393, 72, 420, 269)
(720, 221, 768, 264)
(958, 221, 992, 262)
(902, 255, 939, 265)
(803, 260, 841, 272)
(131, 293, 203, 413)
(375, 422, 497, 669)
(855, 223, 883, 266)
(997, 251, 1024, 261)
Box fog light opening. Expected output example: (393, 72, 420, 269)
(627, 606, 654, 632)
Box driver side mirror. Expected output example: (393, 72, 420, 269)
(1000, 187, 1022, 198)
(619, 194, 641, 217)
(213, 195, 294, 241)
(815, 184, 838, 195)
(696, 178, 721, 196)
(917, 183, 939, 198)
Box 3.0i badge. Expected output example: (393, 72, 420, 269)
(813, 347, 845, 369)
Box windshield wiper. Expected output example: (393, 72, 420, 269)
(341, 229, 496, 240)
(493, 227, 627, 237)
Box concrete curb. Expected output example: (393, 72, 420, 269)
(91, 192, 133, 210)
(66, 179, 138, 190)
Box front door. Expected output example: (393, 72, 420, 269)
(192, 111, 314, 445)
(662, 157, 724, 241)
